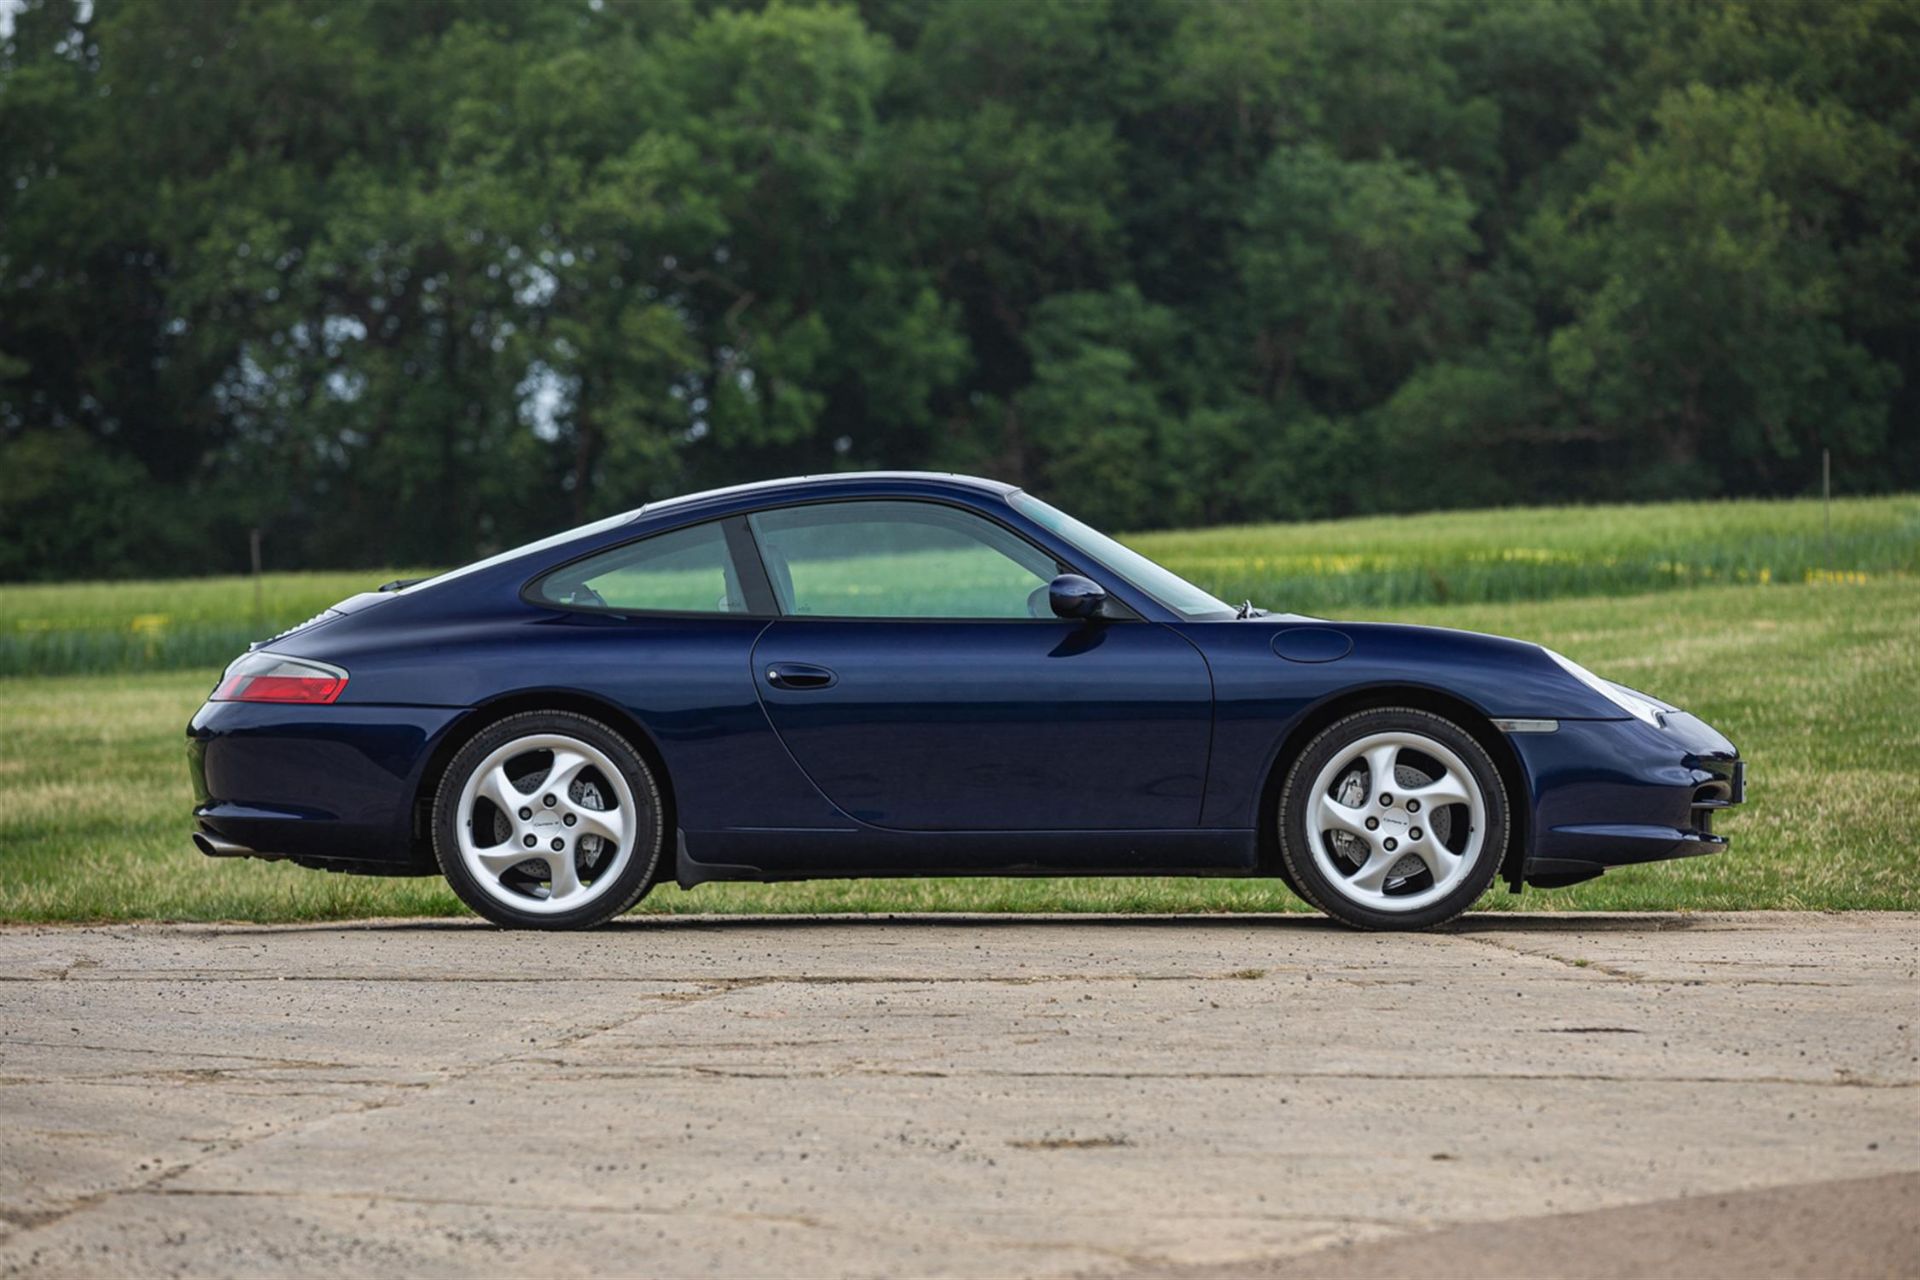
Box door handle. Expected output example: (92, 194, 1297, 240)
(765, 662, 837, 690)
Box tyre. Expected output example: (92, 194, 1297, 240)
(1270, 833, 1306, 902)
(1277, 707, 1507, 931)
(432, 710, 666, 929)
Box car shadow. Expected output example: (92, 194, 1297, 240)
(181, 910, 1701, 937)
(1441, 913, 1704, 934)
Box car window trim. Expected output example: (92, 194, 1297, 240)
(721, 516, 780, 615)
(519, 495, 1144, 624)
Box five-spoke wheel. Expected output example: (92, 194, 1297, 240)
(433, 711, 664, 928)
(1279, 707, 1507, 930)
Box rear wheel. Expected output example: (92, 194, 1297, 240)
(1278, 707, 1506, 930)
(433, 711, 665, 929)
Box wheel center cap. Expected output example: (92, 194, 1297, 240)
(1381, 812, 1409, 830)
(529, 814, 563, 833)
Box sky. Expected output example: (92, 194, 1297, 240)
(0, 0, 91, 40)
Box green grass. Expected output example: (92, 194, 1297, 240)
(1130, 493, 1919, 610)
(1, 574, 1912, 922)
(0, 569, 435, 677)
(4, 494, 1914, 675)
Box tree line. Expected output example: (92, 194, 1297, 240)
(2, 0, 1915, 579)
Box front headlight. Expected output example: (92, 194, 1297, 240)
(1542, 648, 1665, 726)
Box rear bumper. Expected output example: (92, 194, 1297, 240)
(187, 700, 466, 868)
(1510, 711, 1743, 888)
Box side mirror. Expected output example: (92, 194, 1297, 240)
(1048, 573, 1110, 621)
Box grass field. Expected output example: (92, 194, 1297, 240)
(2, 494, 1914, 921)
(0, 568, 436, 677)
(4, 493, 1914, 675)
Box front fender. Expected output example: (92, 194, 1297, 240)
(1186, 619, 1627, 829)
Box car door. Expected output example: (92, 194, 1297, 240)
(747, 499, 1215, 831)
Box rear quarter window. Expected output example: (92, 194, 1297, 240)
(530, 520, 750, 615)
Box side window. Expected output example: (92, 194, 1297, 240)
(531, 520, 752, 614)
(748, 501, 1060, 619)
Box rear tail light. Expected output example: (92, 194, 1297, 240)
(213, 652, 349, 704)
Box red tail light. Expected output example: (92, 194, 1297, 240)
(213, 653, 348, 704)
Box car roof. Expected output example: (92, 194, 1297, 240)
(635, 471, 1016, 520)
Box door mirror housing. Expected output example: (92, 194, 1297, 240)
(1047, 573, 1111, 620)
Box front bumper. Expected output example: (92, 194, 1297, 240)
(1508, 711, 1743, 888)
(187, 700, 466, 868)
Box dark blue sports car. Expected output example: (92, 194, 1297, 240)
(188, 473, 1743, 930)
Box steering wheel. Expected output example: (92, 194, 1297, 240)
(1026, 582, 1054, 620)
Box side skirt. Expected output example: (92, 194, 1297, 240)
(675, 828, 1261, 889)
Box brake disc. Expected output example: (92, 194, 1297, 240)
(1329, 769, 1369, 869)
(571, 777, 607, 872)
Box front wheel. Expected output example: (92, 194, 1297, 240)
(1277, 707, 1507, 930)
(432, 711, 665, 929)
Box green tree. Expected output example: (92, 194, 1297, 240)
(1531, 84, 1908, 493)
(1, 0, 1915, 578)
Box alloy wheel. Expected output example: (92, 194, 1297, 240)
(1304, 729, 1487, 914)
(453, 732, 638, 915)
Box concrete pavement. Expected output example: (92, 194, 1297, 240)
(0, 912, 1914, 1277)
